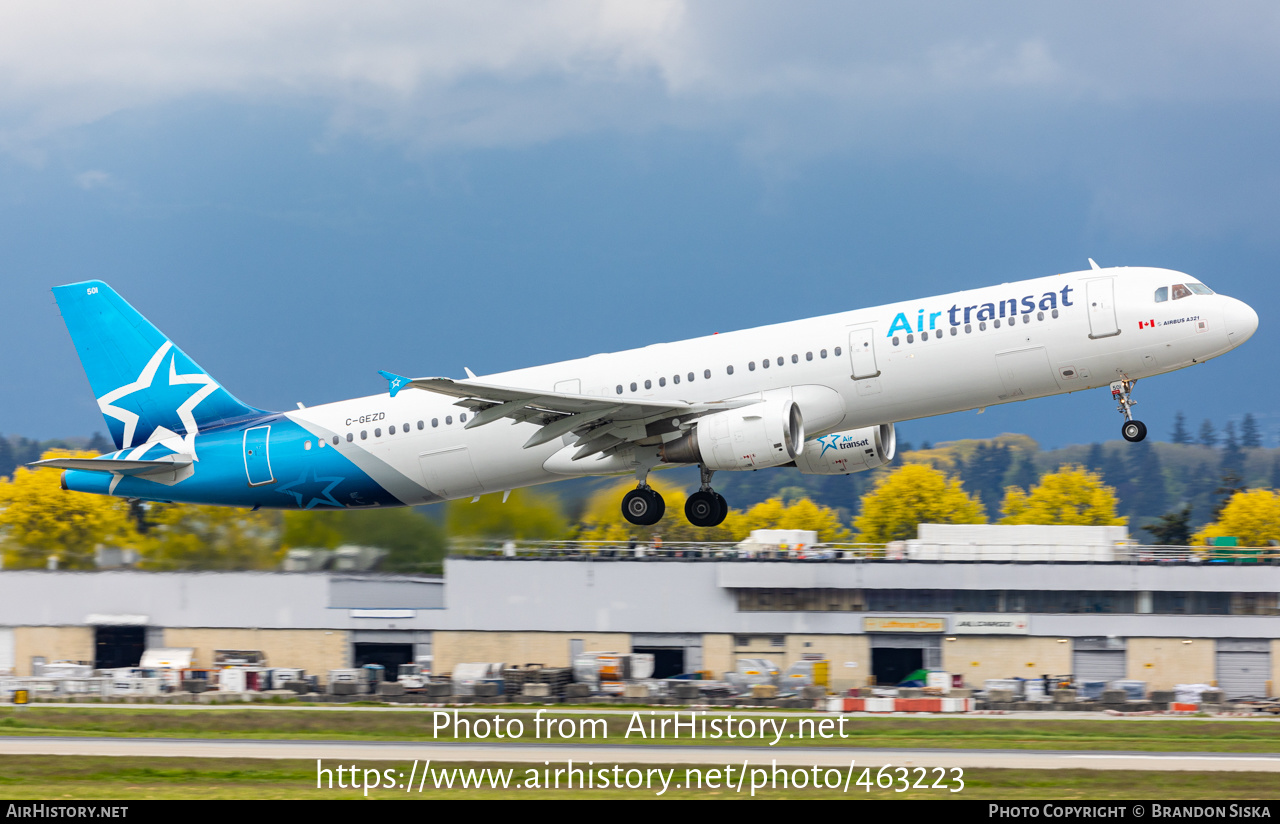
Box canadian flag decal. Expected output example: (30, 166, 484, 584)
(1138, 319, 1155, 330)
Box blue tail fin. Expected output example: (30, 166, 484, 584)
(53, 280, 266, 451)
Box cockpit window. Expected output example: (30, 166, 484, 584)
(1154, 286, 1168, 303)
(1187, 282, 1213, 295)
(1172, 283, 1193, 300)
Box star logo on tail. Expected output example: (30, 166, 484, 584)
(97, 341, 219, 455)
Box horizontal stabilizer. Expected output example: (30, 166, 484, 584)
(30, 457, 193, 476)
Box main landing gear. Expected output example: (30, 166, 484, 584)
(1111, 379, 1147, 442)
(619, 465, 729, 528)
(685, 466, 729, 528)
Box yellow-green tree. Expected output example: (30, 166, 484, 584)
(999, 465, 1125, 526)
(1193, 489, 1280, 547)
(142, 504, 283, 570)
(281, 507, 446, 572)
(0, 450, 141, 569)
(853, 463, 986, 544)
(575, 477, 713, 542)
(723, 496, 851, 543)
(445, 488, 568, 540)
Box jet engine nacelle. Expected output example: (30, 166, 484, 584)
(792, 424, 896, 475)
(661, 398, 804, 471)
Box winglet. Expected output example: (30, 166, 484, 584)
(379, 370, 412, 398)
(1088, 258, 1101, 271)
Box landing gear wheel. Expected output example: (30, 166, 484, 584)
(622, 487, 664, 526)
(712, 491, 728, 526)
(685, 490, 721, 527)
(1122, 420, 1147, 443)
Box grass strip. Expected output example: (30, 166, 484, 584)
(1, 755, 1278, 800)
(2, 708, 1280, 753)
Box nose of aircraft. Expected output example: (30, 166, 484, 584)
(1224, 297, 1259, 348)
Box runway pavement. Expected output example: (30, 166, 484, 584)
(2, 736, 1278, 771)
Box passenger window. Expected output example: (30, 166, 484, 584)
(630, 382, 637, 392)
(1022, 314, 1030, 324)
(777, 357, 783, 366)
(979, 322, 986, 331)
(432, 418, 439, 428)
(993, 319, 1001, 328)
(921, 331, 929, 341)
(616, 385, 623, 394)
(1052, 309, 1059, 318)
(659, 377, 667, 386)
(1172, 283, 1192, 300)
(949, 327, 957, 336)
(1037, 311, 1044, 321)
(965, 324, 972, 333)
(374, 428, 381, 437)
(346, 433, 353, 442)
(388, 425, 396, 435)
(404, 422, 410, 431)
(361, 430, 367, 440)
(834, 346, 842, 356)
(332, 436, 340, 445)
(791, 354, 798, 363)
(417, 421, 424, 430)
(688, 372, 695, 382)
(460, 413, 467, 423)
(892, 336, 899, 346)
(673, 374, 680, 384)
(820, 350, 827, 358)
(907, 334, 914, 344)
(1155, 286, 1168, 303)
(703, 369, 711, 379)
(446, 416, 452, 425)
(645, 379, 652, 389)
(304, 440, 311, 450)
(805, 352, 813, 361)
(748, 362, 756, 371)
(762, 359, 770, 369)
(319, 439, 326, 448)
(727, 365, 735, 375)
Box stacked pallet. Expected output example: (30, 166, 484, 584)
(503, 664, 574, 697)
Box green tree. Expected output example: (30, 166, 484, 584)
(445, 488, 568, 540)
(853, 463, 986, 544)
(142, 504, 283, 570)
(1241, 414, 1262, 449)
(1194, 489, 1280, 547)
(0, 450, 141, 569)
(1143, 504, 1193, 546)
(1199, 419, 1219, 448)
(999, 465, 1125, 526)
(1170, 412, 1190, 445)
(284, 508, 446, 572)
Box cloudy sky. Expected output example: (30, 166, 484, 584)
(3, 1, 1278, 449)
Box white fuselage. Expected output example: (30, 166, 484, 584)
(285, 266, 1256, 504)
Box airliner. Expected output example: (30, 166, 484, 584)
(35, 263, 1258, 527)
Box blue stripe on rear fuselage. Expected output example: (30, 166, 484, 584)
(62, 416, 403, 509)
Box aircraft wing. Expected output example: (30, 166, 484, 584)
(379, 371, 757, 459)
(30, 457, 193, 476)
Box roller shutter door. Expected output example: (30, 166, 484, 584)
(1073, 650, 1126, 683)
(1216, 641, 1270, 699)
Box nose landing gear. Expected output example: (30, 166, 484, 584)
(1112, 379, 1147, 442)
(685, 466, 729, 528)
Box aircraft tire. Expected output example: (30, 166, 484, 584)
(1122, 420, 1147, 443)
(623, 487, 664, 526)
(685, 490, 720, 527)
(712, 491, 728, 526)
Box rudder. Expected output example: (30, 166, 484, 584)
(53, 280, 266, 450)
